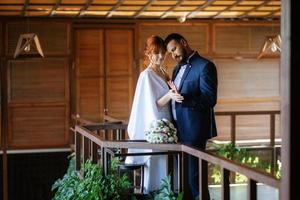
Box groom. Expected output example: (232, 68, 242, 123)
(165, 33, 218, 200)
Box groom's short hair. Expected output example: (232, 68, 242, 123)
(164, 33, 187, 45)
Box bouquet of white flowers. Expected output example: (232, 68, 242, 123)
(145, 118, 178, 144)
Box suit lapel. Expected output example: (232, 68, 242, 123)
(178, 64, 191, 91)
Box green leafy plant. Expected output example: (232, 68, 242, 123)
(209, 143, 281, 184)
(52, 155, 131, 200)
(99, 158, 131, 200)
(154, 175, 183, 200)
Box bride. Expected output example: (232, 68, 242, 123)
(125, 35, 183, 193)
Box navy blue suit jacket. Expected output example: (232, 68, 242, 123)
(172, 52, 218, 147)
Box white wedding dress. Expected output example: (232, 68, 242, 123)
(125, 67, 171, 193)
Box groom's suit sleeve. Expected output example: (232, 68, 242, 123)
(182, 62, 218, 110)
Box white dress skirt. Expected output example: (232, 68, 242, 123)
(125, 67, 171, 193)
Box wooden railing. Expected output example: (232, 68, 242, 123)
(215, 110, 280, 146)
(72, 111, 281, 200)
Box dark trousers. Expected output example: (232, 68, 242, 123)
(185, 140, 210, 200)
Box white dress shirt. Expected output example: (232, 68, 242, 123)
(171, 51, 195, 120)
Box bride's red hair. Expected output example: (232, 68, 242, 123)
(143, 35, 166, 66)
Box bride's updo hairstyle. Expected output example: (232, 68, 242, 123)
(143, 35, 166, 66)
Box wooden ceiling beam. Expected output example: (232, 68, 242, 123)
(50, 0, 62, 17)
(238, 0, 271, 18)
(106, 0, 124, 18)
(212, 0, 243, 18)
(133, 0, 155, 18)
(78, 0, 93, 17)
(0, 0, 281, 19)
(160, 0, 184, 19)
(264, 8, 281, 18)
(22, 0, 29, 16)
(186, 0, 218, 19)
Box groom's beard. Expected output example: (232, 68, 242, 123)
(176, 48, 188, 65)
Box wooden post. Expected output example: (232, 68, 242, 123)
(270, 114, 276, 175)
(75, 130, 81, 171)
(199, 159, 209, 200)
(221, 168, 230, 200)
(231, 115, 236, 146)
(247, 179, 257, 200)
(270, 114, 275, 147)
(182, 152, 192, 200)
(91, 142, 98, 163)
(83, 137, 89, 163)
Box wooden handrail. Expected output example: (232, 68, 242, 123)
(74, 122, 280, 199)
(73, 111, 281, 199)
(71, 114, 96, 126)
(103, 114, 128, 124)
(215, 110, 280, 115)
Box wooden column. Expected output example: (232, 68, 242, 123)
(280, 0, 290, 200)
(1, 57, 8, 200)
(281, 0, 300, 200)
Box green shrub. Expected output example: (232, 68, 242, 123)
(210, 143, 281, 184)
(154, 175, 183, 200)
(52, 155, 131, 200)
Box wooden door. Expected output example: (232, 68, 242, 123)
(75, 29, 105, 122)
(75, 28, 134, 122)
(105, 29, 133, 120)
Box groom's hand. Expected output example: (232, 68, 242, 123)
(168, 89, 184, 103)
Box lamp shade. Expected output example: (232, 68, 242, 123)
(14, 33, 44, 59)
(257, 34, 282, 59)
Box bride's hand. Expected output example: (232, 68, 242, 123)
(168, 90, 184, 103)
(167, 81, 178, 93)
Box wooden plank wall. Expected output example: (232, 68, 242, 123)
(139, 22, 280, 141)
(4, 21, 70, 149)
(0, 19, 281, 149)
(105, 29, 133, 120)
(76, 29, 105, 122)
(75, 28, 133, 122)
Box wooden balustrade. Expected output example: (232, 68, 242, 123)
(72, 111, 281, 200)
(215, 110, 280, 146)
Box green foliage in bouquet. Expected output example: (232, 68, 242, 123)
(51, 155, 131, 200)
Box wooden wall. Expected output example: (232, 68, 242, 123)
(0, 19, 281, 149)
(2, 20, 71, 149)
(75, 29, 104, 121)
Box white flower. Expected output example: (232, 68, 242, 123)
(145, 119, 178, 144)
